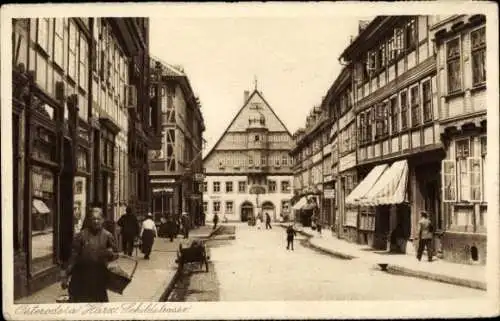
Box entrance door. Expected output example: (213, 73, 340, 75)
(240, 202, 254, 222)
(261, 202, 275, 222)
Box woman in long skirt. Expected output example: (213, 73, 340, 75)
(140, 213, 158, 260)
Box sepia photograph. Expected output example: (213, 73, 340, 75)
(1, 2, 499, 320)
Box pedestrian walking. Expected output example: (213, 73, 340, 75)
(213, 213, 219, 230)
(265, 213, 272, 229)
(117, 206, 139, 256)
(140, 213, 158, 260)
(61, 207, 119, 302)
(286, 224, 297, 251)
(181, 212, 190, 239)
(165, 216, 177, 242)
(316, 219, 322, 237)
(417, 211, 434, 262)
(201, 211, 206, 226)
(256, 214, 262, 230)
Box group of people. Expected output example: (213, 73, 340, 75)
(254, 212, 273, 230)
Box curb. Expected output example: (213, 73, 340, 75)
(157, 226, 225, 301)
(157, 267, 182, 301)
(383, 264, 487, 291)
(279, 224, 485, 291)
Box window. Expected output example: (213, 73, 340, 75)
(400, 91, 408, 129)
(268, 180, 276, 193)
(358, 113, 365, 144)
(225, 201, 233, 214)
(213, 181, 220, 193)
(405, 18, 417, 50)
(468, 157, 482, 202)
(456, 138, 473, 201)
(261, 155, 267, 166)
(79, 36, 88, 92)
(203, 201, 207, 213)
(375, 103, 389, 139)
(410, 86, 420, 127)
(255, 135, 260, 142)
(203, 181, 207, 193)
(281, 181, 290, 193)
(282, 154, 288, 166)
(213, 201, 220, 213)
(238, 181, 246, 193)
(390, 96, 399, 134)
(37, 18, 50, 53)
(481, 136, 487, 202)
(68, 21, 77, 80)
(471, 27, 486, 86)
(446, 38, 461, 93)
(225, 181, 233, 193)
(53, 19, 64, 68)
(422, 80, 432, 122)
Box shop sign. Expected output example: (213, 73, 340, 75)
(323, 189, 335, 199)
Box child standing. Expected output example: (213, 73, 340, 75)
(286, 224, 297, 251)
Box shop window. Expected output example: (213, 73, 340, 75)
(471, 27, 486, 87)
(446, 38, 462, 93)
(31, 166, 55, 272)
(213, 181, 220, 193)
(73, 177, 87, 233)
(225, 181, 233, 193)
(422, 80, 433, 122)
(225, 201, 233, 214)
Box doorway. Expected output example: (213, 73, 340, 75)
(240, 202, 254, 222)
(261, 201, 275, 222)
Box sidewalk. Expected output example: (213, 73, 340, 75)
(280, 224, 486, 291)
(15, 225, 217, 304)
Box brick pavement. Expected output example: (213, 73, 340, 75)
(15, 225, 216, 304)
(280, 223, 486, 290)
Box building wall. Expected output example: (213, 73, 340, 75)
(203, 174, 293, 222)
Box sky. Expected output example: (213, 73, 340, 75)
(150, 15, 373, 157)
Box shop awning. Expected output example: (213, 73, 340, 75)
(33, 199, 51, 214)
(359, 160, 409, 206)
(345, 164, 388, 206)
(292, 197, 307, 210)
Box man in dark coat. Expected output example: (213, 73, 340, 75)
(265, 213, 272, 229)
(181, 212, 190, 239)
(117, 206, 139, 256)
(61, 207, 119, 302)
(213, 213, 219, 230)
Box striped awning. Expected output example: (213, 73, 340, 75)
(345, 164, 388, 206)
(359, 160, 409, 206)
(292, 197, 307, 210)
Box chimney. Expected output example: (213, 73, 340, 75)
(358, 20, 370, 34)
(244, 90, 250, 103)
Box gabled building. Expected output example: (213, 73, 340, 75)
(203, 88, 294, 222)
(148, 57, 205, 226)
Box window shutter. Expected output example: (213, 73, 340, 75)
(468, 157, 482, 202)
(442, 160, 457, 202)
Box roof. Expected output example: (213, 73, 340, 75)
(202, 89, 292, 162)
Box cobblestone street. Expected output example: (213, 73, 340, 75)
(169, 223, 485, 301)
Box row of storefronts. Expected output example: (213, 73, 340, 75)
(11, 18, 153, 300)
(290, 15, 487, 265)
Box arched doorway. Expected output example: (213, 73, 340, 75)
(261, 201, 276, 222)
(240, 201, 254, 222)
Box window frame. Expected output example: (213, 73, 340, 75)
(422, 78, 433, 123)
(213, 181, 220, 193)
(390, 95, 399, 134)
(445, 36, 462, 94)
(225, 201, 233, 214)
(470, 26, 486, 87)
(400, 90, 409, 130)
(225, 181, 233, 193)
(410, 84, 421, 127)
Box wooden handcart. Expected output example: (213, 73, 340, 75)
(175, 240, 210, 272)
